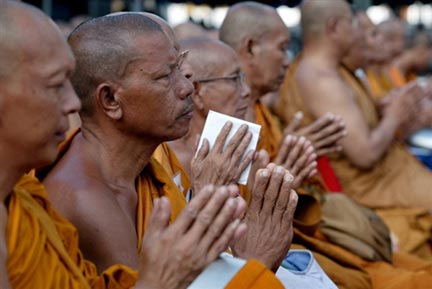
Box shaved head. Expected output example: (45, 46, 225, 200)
(68, 14, 163, 116)
(219, 1, 284, 52)
(0, 1, 62, 80)
(174, 22, 206, 41)
(301, 0, 351, 41)
(180, 38, 237, 80)
(377, 18, 406, 58)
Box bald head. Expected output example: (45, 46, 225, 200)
(301, 0, 351, 41)
(174, 22, 207, 41)
(377, 18, 406, 58)
(68, 13, 163, 116)
(181, 38, 238, 80)
(220, 1, 284, 52)
(0, 1, 65, 80)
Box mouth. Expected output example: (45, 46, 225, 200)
(177, 105, 194, 120)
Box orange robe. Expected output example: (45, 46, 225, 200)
(152, 143, 191, 197)
(257, 89, 432, 288)
(6, 174, 137, 289)
(278, 57, 432, 209)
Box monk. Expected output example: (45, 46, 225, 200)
(0, 2, 244, 289)
(41, 12, 288, 288)
(279, 0, 432, 209)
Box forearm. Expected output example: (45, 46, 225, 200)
(349, 115, 399, 169)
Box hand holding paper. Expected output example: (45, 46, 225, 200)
(191, 111, 261, 192)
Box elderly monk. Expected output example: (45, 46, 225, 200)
(279, 0, 432, 209)
(220, 2, 349, 194)
(0, 2, 212, 289)
(41, 13, 285, 289)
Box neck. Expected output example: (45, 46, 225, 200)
(0, 167, 24, 203)
(80, 124, 159, 192)
(183, 114, 206, 149)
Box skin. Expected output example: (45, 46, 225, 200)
(170, 39, 299, 271)
(296, 0, 418, 169)
(0, 2, 80, 288)
(221, 3, 317, 184)
(43, 15, 246, 289)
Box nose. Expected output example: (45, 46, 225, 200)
(176, 72, 194, 100)
(241, 80, 251, 100)
(282, 51, 290, 70)
(63, 80, 81, 115)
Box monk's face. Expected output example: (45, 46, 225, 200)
(195, 45, 250, 119)
(249, 14, 290, 95)
(0, 18, 80, 169)
(117, 32, 194, 142)
(381, 22, 405, 59)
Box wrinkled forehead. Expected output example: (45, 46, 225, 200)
(129, 31, 177, 73)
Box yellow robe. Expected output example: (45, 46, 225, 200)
(6, 174, 137, 289)
(136, 157, 284, 288)
(152, 143, 191, 197)
(278, 57, 432, 209)
(258, 85, 432, 288)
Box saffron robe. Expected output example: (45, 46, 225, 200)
(6, 174, 137, 289)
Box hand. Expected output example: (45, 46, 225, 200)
(274, 135, 317, 188)
(232, 164, 298, 272)
(191, 122, 255, 193)
(383, 83, 423, 127)
(247, 149, 270, 192)
(137, 185, 247, 289)
(284, 112, 347, 157)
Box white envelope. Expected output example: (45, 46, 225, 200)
(196, 110, 261, 185)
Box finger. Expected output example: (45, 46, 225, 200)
(273, 172, 294, 221)
(284, 111, 303, 134)
(283, 136, 306, 170)
(223, 124, 249, 157)
(293, 160, 317, 188)
(282, 190, 299, 225)
(196, 195, 237, 252)
(289, 144, 314, 176)
(195, 138, 210, 161)
(261, 166, 285, 214)
(206, 218, 242, 263)
(187, 186, 232, 239)
(145, 197, 171, 236)
(303, 113, 334, 136)
(307, 168, 318, 179)
(314, 129, 347, 149)
(170, 185, 216, 235)
(213, 121, 233, 153)
(250, 169, 271, 213)
(274, 135, 295, 165)
(235, 149, 255, 180)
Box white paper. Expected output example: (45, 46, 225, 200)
(196, 110, 261, 185)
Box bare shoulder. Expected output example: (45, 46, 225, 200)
(295, 58, 354, 117)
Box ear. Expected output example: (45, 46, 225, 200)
(239, 37, 258, 60)
(95, 83, 123, 120)
(326, 17, 339, 36)
(191, 81, 205, 112)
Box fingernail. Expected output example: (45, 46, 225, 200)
(276, 166, 285, 174)
(261, 169, 270, 177)
(284, 173, 293, 182)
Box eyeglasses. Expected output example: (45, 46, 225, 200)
(176, 50, 189, 69)
(195, 72, 245, 87)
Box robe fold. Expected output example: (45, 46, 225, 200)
(6, 174, 137, 289)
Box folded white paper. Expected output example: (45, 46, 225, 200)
(196, 110, 261, 185)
